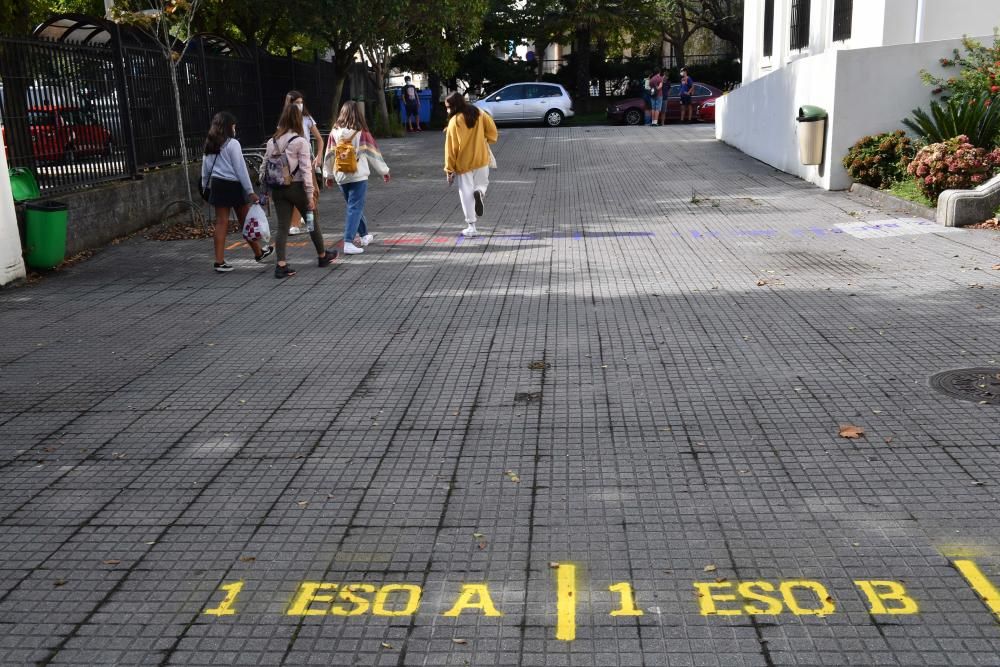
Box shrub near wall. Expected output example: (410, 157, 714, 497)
(842, 131, 915, 189)
(906, 134, 1000, 203)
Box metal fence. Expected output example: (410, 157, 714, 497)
(0, 33, 338, 195)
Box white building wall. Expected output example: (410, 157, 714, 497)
(717, 36, 981, 190)
(0, 129, 26, 286)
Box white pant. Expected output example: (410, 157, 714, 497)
(456, 166, 489, 223)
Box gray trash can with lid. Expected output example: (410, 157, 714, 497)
(796, 105, 827, 165)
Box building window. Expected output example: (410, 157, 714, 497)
(763, 0, 774, 57)
(789, 0, 811, 50)
(832, 0, 853, 41)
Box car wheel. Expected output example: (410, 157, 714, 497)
(624, 108, 643, 126)
(544, 109, 564, 127)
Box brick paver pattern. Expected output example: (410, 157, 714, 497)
(1, 125, 999, 666)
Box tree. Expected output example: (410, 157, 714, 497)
(309, 0, 368, 119)
(655, 0, 705, 69)
(359, 0, 410, 130)
(0, 0, 104, 36)
(698, 0, 742, 53)
(112, 0, 203, 219)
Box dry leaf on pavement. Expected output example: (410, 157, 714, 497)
(838, 425, 865, 439)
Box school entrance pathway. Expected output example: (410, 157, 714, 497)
(1, 124, 999, 666)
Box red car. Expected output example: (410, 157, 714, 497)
(3, 106, 113, 163)
(606, 83, 723, 125)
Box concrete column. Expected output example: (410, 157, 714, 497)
(0, 130, 27, 286)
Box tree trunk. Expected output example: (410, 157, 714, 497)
(374, 63, 390, 130)
(534, 40, 548, 80)
(428, 72, 446, 129)
(168, 63, 196, 224)
(573, 25, 591, 103)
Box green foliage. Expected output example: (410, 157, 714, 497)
(906, 135, 1000, 204)
(372, 103, 405, 138)
(921, 31, 1000, 101)
(902, 94, 1000, 149)
(0, 0, 103, 36)
(842, 131, 915, 190)
(456, 45, 537, 95)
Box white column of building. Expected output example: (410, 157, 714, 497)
(0, 131, 27, 286)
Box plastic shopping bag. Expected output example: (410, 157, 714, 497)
(242, 203, 271, 243)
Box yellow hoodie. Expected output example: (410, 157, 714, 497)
(444, 110, 498, 174)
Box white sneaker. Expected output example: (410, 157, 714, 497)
(288, 226, 304, 235)
(343, 241, 365, 254)
(462, 224, 477, 237)
(361, 233, 374, 245)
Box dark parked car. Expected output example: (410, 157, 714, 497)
(606, 83, 723, 125)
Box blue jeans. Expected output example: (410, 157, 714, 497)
(339, 180, 368, 242)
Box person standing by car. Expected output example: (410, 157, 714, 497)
(264, 104, 337, 278)
(284, 91, 324, 236)
(201, 111, 271, 273)
(402, 76, 421, 132)
(648, 68, 664, 126)
(323, 101, 391, 255)
(679, 69, 696, 123)
(443, 92, 498, 238)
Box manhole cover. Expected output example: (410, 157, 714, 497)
(930, 368, 1000, 405)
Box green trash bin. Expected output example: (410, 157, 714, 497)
(24, 201, 68, 270)
(796, 105, 828, 165)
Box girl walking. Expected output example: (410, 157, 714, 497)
(443, 92, 498, 237)
(284, 90, 324, 236)
(201, 111, 271, 272)
(323, 101, 391, 255)
(263, 103, 337, 278)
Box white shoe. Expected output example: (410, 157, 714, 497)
(343, 241, 365, 254)
(361, 233, 374, 245)
(462, 224, 477, 237)
(288, 226, 304, 235)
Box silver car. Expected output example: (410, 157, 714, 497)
(474, 82, 575, 127)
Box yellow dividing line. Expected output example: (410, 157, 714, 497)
(556, 564, 577, 641)
(954, 560, 1000, 617)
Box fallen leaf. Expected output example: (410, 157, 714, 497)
(240, 556, 256, 562)
(103, 559, 121, 565)
(703, 564, 717, 573)
(54, 579, 66, 587)
(838, 425, 865, 439)
(381, 642, 394, 649)
(992, 264, 1000, 270)
(477, 540, 488, 550)
(297, 501, 309, 508)
(715, 577, 728, 583)
(452, 638, 468, 645)
(756, 279, 768, 286)
(472, 532, 485, 539)
(549, 561, 560, 568)
(504, 470, 520, 483)
(884, 437, 893, 444)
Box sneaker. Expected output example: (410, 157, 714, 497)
(317, 249, 338, 267)
(361, 233, 375, 246)
(255, 246, 274, 263)
(288, 226, 304, 235)
(473, 190, 485, 217)
(274, 264, 297, 279)
(214, 262, 234, 273)
(462, 224, 477, 237)
(343, 242, 365, 255)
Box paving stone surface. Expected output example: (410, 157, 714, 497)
(1, 124, 1000, 666)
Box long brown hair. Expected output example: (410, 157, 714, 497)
(285, 90, 312, 119)
(333, 101, 370, 132)
(445, 92, 479, 129)
(204, 111, 236, 154)
(273, 103, 304, 141)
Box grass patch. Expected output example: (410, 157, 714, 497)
(887, 179, 933, 208)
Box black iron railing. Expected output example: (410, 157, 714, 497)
(0, 34, 338, 195)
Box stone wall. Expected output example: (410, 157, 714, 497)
(16, 164, 200, 258)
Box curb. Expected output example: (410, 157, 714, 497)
(848, 183, 936, 221)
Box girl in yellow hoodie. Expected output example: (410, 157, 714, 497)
(444, 92, 498, 237)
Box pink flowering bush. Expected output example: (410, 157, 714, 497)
(906, 135, 1000, 203)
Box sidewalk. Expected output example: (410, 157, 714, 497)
(1, 124, 999, 666)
